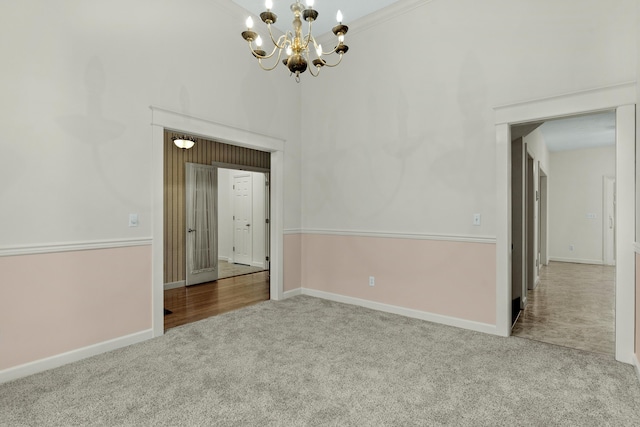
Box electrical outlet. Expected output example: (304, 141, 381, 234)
(569, 244, 574, 251)
(369, 276, 375, 287)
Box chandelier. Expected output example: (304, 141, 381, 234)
(241, 0, 349, 82)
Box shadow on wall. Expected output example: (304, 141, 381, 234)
(55, 57, 136, 205)
(428, 51, 492, 204)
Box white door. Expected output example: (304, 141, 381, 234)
(185, 163, 218, 286)
(603, 176, 616, 265)
(233, 174, 252, 265)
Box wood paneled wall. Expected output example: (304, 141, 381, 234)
(164, 130, 270, 284)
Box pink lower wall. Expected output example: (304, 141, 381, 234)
(0, 245, 152, 370)
(636, 253, 640, 356)
(283, 234, 302, 292)
(301, 234, 496, 325)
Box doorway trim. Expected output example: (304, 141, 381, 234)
(150, 106, 285, 338)
(494, 82, 636, 364)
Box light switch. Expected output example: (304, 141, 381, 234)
(473, 213, 481, 226)
(129, 214, 139, 227)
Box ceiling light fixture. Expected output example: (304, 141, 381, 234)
(173, 135, 196, 150)
(241, 0, 349, 82)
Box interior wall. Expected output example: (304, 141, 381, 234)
(523, 128, 551, 286)
(548, 146, 616, 264)
(0, 0, 302, 374)
(299, 0, 636, 325)
(0, 245, 151, 371)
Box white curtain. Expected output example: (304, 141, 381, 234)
(189, 165, 217, 273)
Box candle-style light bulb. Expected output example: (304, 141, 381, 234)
(265, 0, 273, 10)
(306, 0, 314, 7)
(315, 44, 322, 57)
(246, 16, 254, 29)
(256, 36, 263, 47)
(286, 46, 293, 56)
(336, 10, 343, 23)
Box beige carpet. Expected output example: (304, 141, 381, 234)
(1, 296, 639, 425)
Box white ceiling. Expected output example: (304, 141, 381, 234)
(233, 1, 617, 153)
(232, 0, 400, 37)
(538, 111, 616, 152)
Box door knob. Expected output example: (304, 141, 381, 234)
(188, 228, 196, 233)
(246, 224, 251, 227)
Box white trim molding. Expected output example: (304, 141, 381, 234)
(0, 238, 152, 257)
(633, 242, 640, 254)
(0, 329, 153, 384)
(283, 229, 303, 235)
(150, 106, 286, 339)
(494, 84, 637, 364)
(494, 82, 636, 125)
(283, 288, 303, 299)
(301, 288, 497, 336)
(294, 228, 496, 244)
(164, 280, 185, 290)
(150, 106, 285, 152)
(548, 258, 605, 265)
(634, 354, 640, 385)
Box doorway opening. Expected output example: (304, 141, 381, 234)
(494, 84, 635, 364)
(217, 168, 270, 280)
(161, 131, 272, 330)
(510, 111, 617, 356)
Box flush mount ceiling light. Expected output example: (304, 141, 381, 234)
(241, 0, 349, 82)
(173, 135, 196, 150)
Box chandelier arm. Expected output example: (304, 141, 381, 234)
(320, 44, 340, 56)
(250, 41, 282, 60)
(266, 24, 289, 49)
(308, 63, 320, 77)
(320, 54, 344, 68)
(302, 21, 314, 51)
(257, 48, 284, 71)
(305, 49, 319, 77)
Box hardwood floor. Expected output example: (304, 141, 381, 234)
(164, 271, 270, 330)
(511, 261, 615, 356)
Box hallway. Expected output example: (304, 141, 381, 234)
(511, 262, 615, 356)
(164, 271, 270, 330)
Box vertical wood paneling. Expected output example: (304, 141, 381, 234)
(163, 131, 270, 284)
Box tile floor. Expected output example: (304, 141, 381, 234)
(511, 261, 615, 356)
(217, 260, 266, 279)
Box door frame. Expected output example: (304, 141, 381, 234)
(151, 106, 285, 338)
(603, 175, 616, 266)
(494, 82, 636, 364)
(538, 166, 548, 271)
(211, 162, 270, 270)
(232, 173, 253, 266)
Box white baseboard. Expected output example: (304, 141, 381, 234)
(250, 261, 265, 268)
(283, 288, 303, 299)
(549, 257, 604, 265)
(0, 329, 153, 384)
(164, 280, 185, 290)
(218, 256, 230, 263)
(634, 354, 640, 385)
(300, 288, 497, 335)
